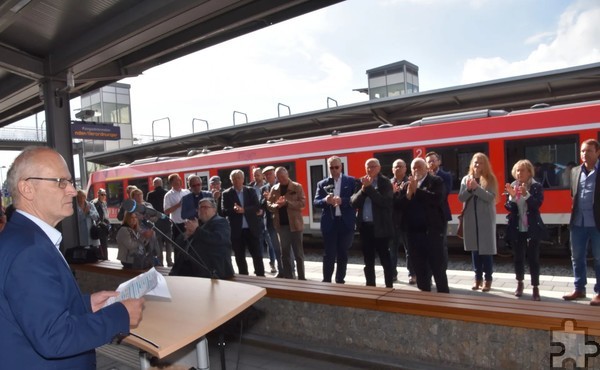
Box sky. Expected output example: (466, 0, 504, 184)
(2, 0, 600, 173)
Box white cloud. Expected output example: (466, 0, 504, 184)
(125, 9, 365, 138)
(460, 0, 600, 84)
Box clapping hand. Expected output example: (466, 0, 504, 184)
(233, 202, 244, 214)
(466, 176, 478, 191)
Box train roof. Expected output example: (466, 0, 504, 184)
(86, 62, 600, 167)
(90, 100, 600, 182)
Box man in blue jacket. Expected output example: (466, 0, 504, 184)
(0, 146, 144, 369)
(314, 156, 357, 284)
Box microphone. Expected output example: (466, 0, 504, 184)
(123, 199, 169, 220)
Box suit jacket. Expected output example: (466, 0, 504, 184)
(170, 214, 234, 279)
(0, 212, 129, 369)
(314, 175, 357, 232)
(146, 186, 167, 212)
(435, 168, 453, 221)
(350, 173, 394, 238)
(505, 180, 549, 241)
(391, 176, 409, 230)
(398, 173, 446, 233)
(181, 190, 213, 220)
(570, 164, 600, 230)
(221, 186, 262, 237)
(267, 180, 306, 232)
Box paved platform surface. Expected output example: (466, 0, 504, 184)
(96, 248, 594, 369)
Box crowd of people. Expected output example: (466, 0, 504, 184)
(1, 140, 600, 365)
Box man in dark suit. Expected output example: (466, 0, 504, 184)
(398, 157, 449, 293)
(563, 138, 600, 305)
(426, 151, 452, 269)
(221, 169, 265, 276)
(146, 177, 167, 212)
(351, 158, 394, 288)
(170, 198, 234, 279)
(0, 147, 144, 368)
(314, 156, 357, 284)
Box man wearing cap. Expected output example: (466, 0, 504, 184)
(181, 175, 212, 221)
(261, 166, 284, 276)
(170, 198, 234, 279)
(250, 167, 277, 274)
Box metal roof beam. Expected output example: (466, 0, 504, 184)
(0, 44, 44, 80)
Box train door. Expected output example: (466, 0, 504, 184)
(306, 157, 349, 232)
(183, 171, 210, 190)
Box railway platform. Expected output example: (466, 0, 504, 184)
(96, 248, 592, 370)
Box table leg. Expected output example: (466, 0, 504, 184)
(196, 336, 210, 370)
(139, 350, 151, 370)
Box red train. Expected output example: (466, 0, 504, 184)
(88, 100, 600, 253)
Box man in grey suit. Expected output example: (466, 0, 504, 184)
(221, 169, 264, 276)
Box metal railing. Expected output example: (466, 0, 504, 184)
(0, 126, 46, 142)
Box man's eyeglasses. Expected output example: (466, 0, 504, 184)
(191, 183, 202, 188)
(99, 193, 106, 196)
(329, 166, 340, 170)
(25, 177, 74, 189)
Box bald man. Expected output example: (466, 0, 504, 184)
(0, 146, 144, 368)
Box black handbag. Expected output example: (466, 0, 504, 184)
(90, 221, 101, 240)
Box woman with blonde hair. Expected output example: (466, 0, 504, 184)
(505, 159, 548, 301)
(458, 153, 498, 292)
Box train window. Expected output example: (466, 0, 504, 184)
(217, 166, 250, 190)
(425, 143, 488, 192)
(128, 178, 149, 198)
(505, 135, 578, 189)
(374, 150, 413, 179)
(157, 176, 169, 191)
(183, 171, 209, 190)
(275, 162, 296, 182)
(105, 181, 123, 208)
(307, 160, 326, 225)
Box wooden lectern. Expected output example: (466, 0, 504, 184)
(122, 276, 266, 369)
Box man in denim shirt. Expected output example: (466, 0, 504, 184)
(564, 138, 600, 305)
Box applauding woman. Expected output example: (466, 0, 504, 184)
(116, 212, 153, 269)
(458, 153, 499, 292)
(505, 159, 548, 301)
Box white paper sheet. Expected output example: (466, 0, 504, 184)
(105, 267, 171, 306)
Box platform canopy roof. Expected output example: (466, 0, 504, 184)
(0, 0, 343, 128)
(86, 62, 600, 167)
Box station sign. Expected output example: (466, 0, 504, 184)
(71, 121, 121, 140)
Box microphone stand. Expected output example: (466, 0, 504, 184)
(142, 219, 217, 279)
